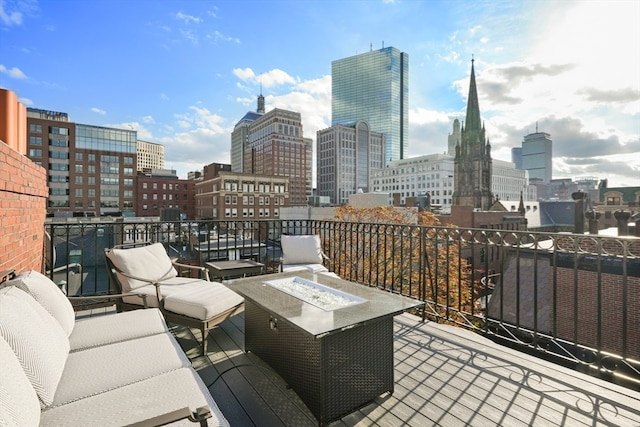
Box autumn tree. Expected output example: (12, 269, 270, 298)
(327, 206, 473, 324)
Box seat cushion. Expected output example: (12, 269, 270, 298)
(281, 235, 324, 265)
(163, 280, 244, 321)
(282, 263, 329, 273)
(11, 269, 76, 336)
(107, 243, 178, 291)
(0, 336, 41, 427)
(41, 367, 229, 427)
(69, 308, 169, 352)
(0, 286, 70, 408)
(52, 332, 191, 407)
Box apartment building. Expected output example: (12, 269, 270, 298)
(135, 169, 195, 219)
(195, 162, 289, 220)
(26, 108, 137, 217)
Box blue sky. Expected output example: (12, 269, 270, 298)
(1, 0, 639, 187)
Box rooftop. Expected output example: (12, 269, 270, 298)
(82, 305, 640, 426)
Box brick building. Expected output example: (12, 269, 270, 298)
(135, 169, 195, 219)
(195, 163, 289, 221)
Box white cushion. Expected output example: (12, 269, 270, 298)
(52, 333, 190, 407)
(0, 286, 70, 408)
(107, 243, 177, 291)
(282, 263, 329, 273)
(164, 280, 244, 320)
(12, 269, 75, 336)
(281, 235, 324, 265)
(0, 336, 41, 427)
(69, 308, 169, 352)
(41, 368, 229, 427)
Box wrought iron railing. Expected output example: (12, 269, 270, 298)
(45, 218, 639, 387)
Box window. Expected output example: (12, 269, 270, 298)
(29, 136, 42, 145)
(50, 126, 69, 135)
(143, 194, 148, 200)
(143, 182, 148, 189)
(75, 153, 83, 161)
(75, 176, 83, 184)
(88, 177, 95, 185)
(75, 189, 83, 197)
(29, 149, 42, 157)
(606, 196, 621, 205)
(88, 189, 95, 197)
(75, 164, 83, 172)
(88, 153, 96, 162)
(88, 165, 96, 174)
(29, 124, 42, 133)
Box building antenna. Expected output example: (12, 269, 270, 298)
(382, 40, 384, 49)
(536, 121, 538, 133)
(370, 43, 372, 52)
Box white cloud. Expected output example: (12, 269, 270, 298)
(232, 67, 296, 88)
(0, 64, 27, 79)
(142, 115, 155, 124)
(0, 2, 23, 26)
(176, 11, 201, 25)
(91, 107, 106, 115)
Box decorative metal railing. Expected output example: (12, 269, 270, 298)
(45, 218, 639, 387)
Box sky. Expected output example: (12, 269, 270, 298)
(1, 0, 639, 187)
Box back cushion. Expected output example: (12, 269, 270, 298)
(0, 286, 70, 408)
(0, 336, 41, 426)
(12, 270, 75, 336)
(281, 235, 323, 265)
(107, 243, 177, 291)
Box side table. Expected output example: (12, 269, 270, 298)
(205, 259, 264, 281)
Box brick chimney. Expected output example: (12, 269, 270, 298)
(571, 191, 586, 234)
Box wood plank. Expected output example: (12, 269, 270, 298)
(156, 309, 640, 427)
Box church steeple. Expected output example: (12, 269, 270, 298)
(257, 84, 265, 114)
(452, 57, 493, 211)
(465, 58, 481, 133)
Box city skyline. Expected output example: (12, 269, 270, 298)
(1, 0, 638, 187)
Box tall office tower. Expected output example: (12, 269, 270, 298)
(231, 94, 265, 172)
(317, 120, 385, 205)
(447, 119, 461, 156)
(511, 147, 523, 170)
(453, 59, 493, 210)
(26, 108, 137, 217)
(332, 46, 408, 163)
(137, 140, 165, 172)
(521, 128, 552, 183)
(244, 108, 310, 206)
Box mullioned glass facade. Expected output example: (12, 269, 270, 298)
(331, 47, 408, 163)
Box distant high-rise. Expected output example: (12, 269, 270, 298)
(317, 120, 385, 205)
(231, 94, 265, 172)
(244, 108, 311, 206)
(332, 46, 409, 163)
(453, 59, 493, 210)
(521, 128, 552, 183)
(447, 119, 461, 156)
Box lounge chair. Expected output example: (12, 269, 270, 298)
(104, 242, 244, 354)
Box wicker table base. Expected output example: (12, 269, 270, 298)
(244, 300, 394, 426)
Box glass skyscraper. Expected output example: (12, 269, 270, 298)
(331, 46, 409, 163)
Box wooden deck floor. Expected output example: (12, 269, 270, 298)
(164, 310, 640, 427)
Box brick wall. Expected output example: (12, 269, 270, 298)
(0, 142, 48, 273)
(556, 267, 639, 359)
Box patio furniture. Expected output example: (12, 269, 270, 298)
(104, 242, 244, 354)
(0, 269, 228, 426)
(205, 259, 264, 280)
(224, 271, 424, 426)
(280, 235, 330, 274)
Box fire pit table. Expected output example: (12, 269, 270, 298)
(224, 271, 424, 426)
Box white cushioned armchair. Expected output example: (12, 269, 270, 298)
(280, 235, 331, 274)
(104, 242, 244, 354)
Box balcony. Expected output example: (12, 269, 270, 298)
(39, 219, 640, 425)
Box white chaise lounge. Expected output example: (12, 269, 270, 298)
(0, 270, 229, 426)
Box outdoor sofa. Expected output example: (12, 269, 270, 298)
(0, 269, 229, 426)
